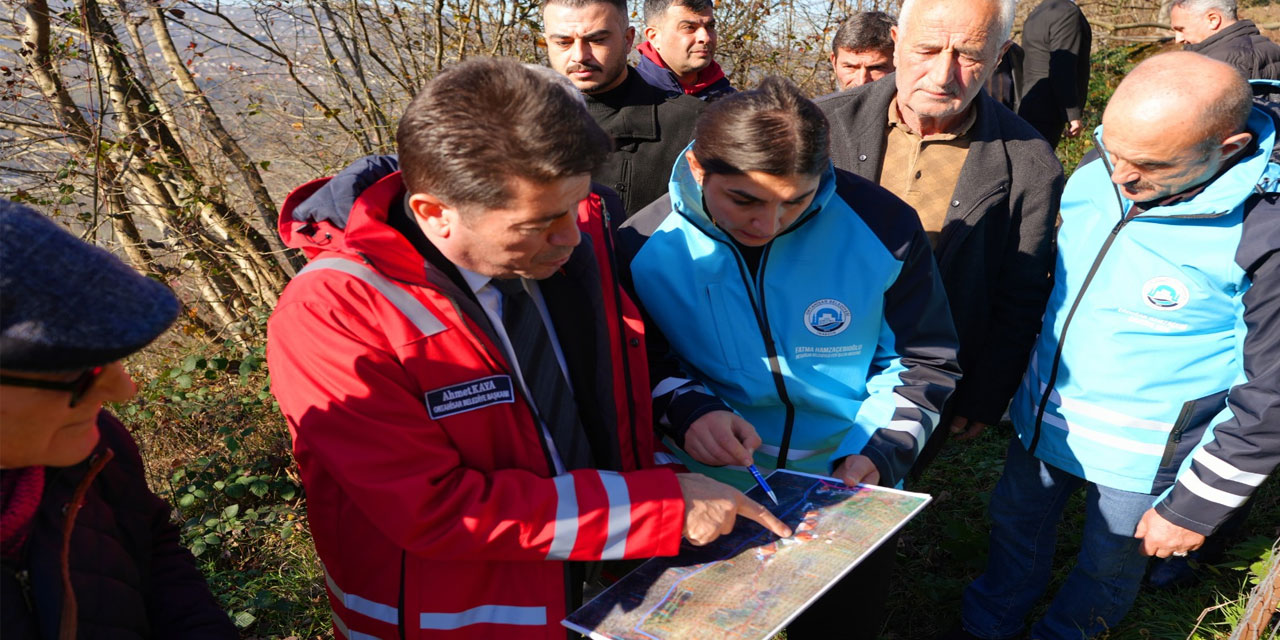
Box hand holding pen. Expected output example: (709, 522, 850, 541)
(683, 410, 764, 469)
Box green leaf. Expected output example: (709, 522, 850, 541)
(223, 504, 240, 519)
(249, 480, 269, 498)
(182, 355, 200, 371)
(178, 493, 196, 508)
(279, 485, 297, 500)
(174, 374, 193, 389)
(259, 160, 271, 170)
(203, 533, 222, 545)
(205, 518, 220, 528)
(231, 610, 257, 629)
(224, 484, 247, 499)
(280, 524, 293, 541)
(190, 540, 207, 557)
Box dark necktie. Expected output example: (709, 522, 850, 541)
(492, 278, 594, 470)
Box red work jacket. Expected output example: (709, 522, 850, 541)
(267, 171, 684, 639)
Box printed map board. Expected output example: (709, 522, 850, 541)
(563, 469, 931, 640)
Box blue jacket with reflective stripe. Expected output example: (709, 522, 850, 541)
(618, 149, 961, 488)
(1010, 104, 1280, 534)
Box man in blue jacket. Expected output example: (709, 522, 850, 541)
(951, 51, 1280, 640)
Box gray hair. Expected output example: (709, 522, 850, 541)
(898, 0, 1016, 49)
(1169, 0, 1238, 20)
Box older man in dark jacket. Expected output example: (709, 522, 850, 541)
(816, 0, 1061, 463)
(1171, 0, 1280, 87)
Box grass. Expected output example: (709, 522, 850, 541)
(882, 423, 1280, 640)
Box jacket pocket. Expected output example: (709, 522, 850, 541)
(1153, 390, 1229, 491)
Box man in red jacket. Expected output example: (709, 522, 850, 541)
(266, 57, 789, 640)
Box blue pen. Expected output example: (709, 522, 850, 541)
(747, 463, 778, 505)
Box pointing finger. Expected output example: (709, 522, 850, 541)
(736, 494, 792, 539)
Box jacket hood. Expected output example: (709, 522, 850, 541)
(277, 155, 432, 283)
(666, 141, 839, 241)
(1089, 105, 1278, 217)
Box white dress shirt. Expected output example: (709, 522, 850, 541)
(457, 266, 573, 474)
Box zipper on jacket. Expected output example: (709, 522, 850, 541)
(597, 207, 642, 469)
(1030, 138, 1132, 454)
(1029, 215, 1130, 455)
(14, 568, 34, 612)
(1159, 401, 1196, 468)
(717, 240, 799, 468)
(751, 244, 798, 468)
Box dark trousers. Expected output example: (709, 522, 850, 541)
(783, 531, 900, 639)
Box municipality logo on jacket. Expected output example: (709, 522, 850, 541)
(1143, 277, 1189, 311)
(804, 299, 852, 336)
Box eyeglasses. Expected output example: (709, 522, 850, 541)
(0, 366, 106, 408)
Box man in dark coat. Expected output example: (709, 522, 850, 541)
(543, 0, 704, 217)
(815, 0, 1061, 465)
(1018, 0, 1092, 147)
(0, 200, 236, 639)
(1171, 0, 1280, 86)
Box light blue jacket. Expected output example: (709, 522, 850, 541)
(1010, 105, 1280, 534)
(618, 149, 960, 488)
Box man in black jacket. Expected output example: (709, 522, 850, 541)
(1018, 0, 1092, 147)
(815, 0, 1061, 465)
(543, 0, 704, 217)
(1171, 0, 1280, 86)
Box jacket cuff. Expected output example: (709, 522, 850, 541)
(1153, 495, 1228, 537)
(665, 391, 730, 447)
(1065, 107, 1084, 122)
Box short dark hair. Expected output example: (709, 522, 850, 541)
(831, 11, 895, 55)
(644, 0, 714, 26)
(692, 76, 830, 178)
(396, 57, 612, 211)
(544, 0, 627, 21)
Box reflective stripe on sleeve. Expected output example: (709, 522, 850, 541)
(1177, 471, 1250, 508)
(654, 452, 682, 466)
(893, 392, 939, 429)
(884, 419, 926, 444)
(599, 471, 632, 560)
(1194, 450, 1270, 487)
(297, 258, 446, 337)
(546, 474, 579, 560)
(419, 605, 547, 630)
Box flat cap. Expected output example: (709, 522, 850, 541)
(0, 200, 179, 372)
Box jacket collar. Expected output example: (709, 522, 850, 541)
(844, 74, 1010, 224)
(666, 141, 838, 242)
(1187, 20, 1261, 53)
(636, 41, 728, 97)
(1090, 107, 1278, 218)
(584, 68, 660, 141)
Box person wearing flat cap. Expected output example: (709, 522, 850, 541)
(0, 200, 236, 638)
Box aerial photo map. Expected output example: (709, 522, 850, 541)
(563, 470, 931, 640)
